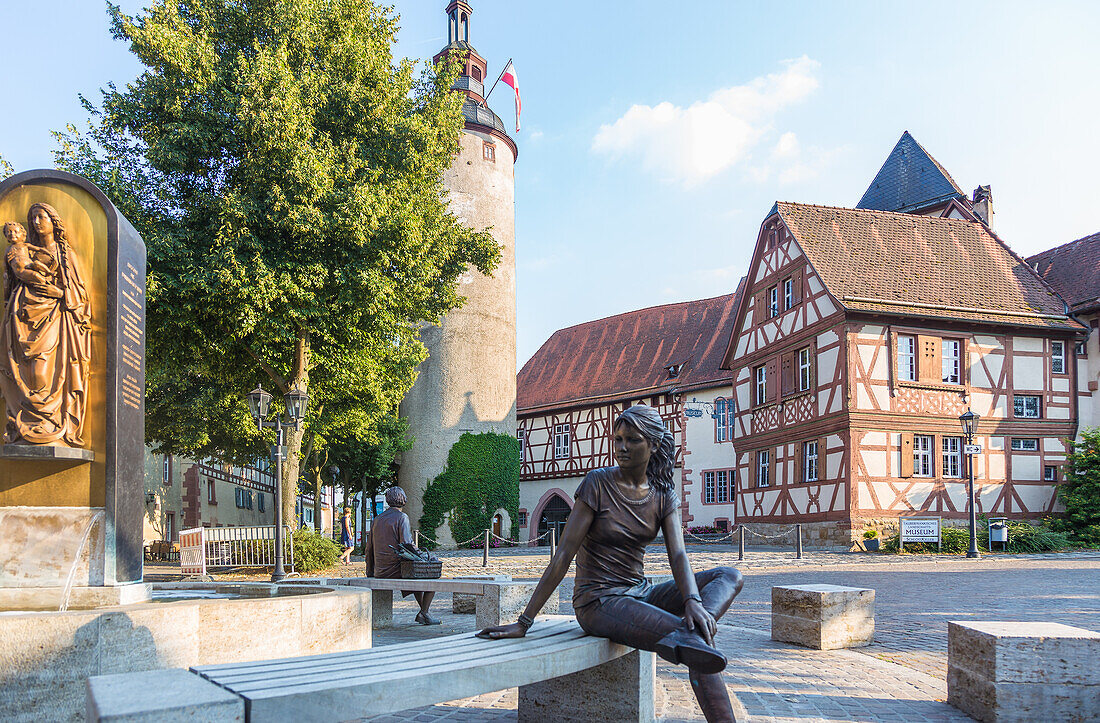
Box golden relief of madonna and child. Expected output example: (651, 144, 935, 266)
(0, 203, 91, 448)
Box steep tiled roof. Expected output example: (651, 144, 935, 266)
(857, 131, 967, 214)
(775, 202, 1081, 330)
(518, 286, 742, 412)
(1027, 232, 1100, 314)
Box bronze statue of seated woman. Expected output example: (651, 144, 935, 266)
(479, 404, 743, 722)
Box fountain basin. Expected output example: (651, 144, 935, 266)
(0, 581, 372, 723)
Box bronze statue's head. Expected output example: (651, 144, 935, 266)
(614, 404, 676, 493)
(27, 203, 66, 246)
(385, 486, 407, 508)
(3, 221, 26, 243)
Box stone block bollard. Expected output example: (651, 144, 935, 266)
(452, 574, 513, 614)
(771, 584, 874, 649)
(947, 621, 1100, 722)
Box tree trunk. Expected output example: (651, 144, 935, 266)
(281, 330, 310, 532)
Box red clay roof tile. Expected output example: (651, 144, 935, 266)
(1027, 232, 1100, 314)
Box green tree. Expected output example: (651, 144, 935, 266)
(0, 154, 13, 180)
(1055, 428, 1100, 543)
(54, 0, 498, 528)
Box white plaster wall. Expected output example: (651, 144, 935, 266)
(518, 476, 581, 541)
(1012, 355, 1044, 391)
(1011, 454, 1042, 481)
(1014, 337, 1044, 353)
(682, 387, 737, 528)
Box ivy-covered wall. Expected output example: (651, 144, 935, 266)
(418, 431, 520, 547)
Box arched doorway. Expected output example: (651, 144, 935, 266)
(537, 495, 570, 546)
(492, 513, 503, 537)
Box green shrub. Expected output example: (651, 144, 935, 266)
(1004, 521, 1071, 553)
(882, 525, 982, 554)
(292, 528, 340, 572)
(863, 529, 878, 539)
(883, 520, 1071, 554)
(1053, 429, 1100, 543)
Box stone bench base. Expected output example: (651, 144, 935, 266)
(771, 584, 874, 650)
(947, 621, 1100, 722)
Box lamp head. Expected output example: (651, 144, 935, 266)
(959, 408, 980, 439)
(284, 387, 309, 424)
(246, 385, 273, 423)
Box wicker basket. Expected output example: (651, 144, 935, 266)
(400, 559, 442, 579)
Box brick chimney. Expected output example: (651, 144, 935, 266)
(972, 185, 993, 227)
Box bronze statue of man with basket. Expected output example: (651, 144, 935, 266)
(364, 487, 442, 625)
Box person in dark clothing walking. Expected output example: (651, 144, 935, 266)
(364, 486, 439, 625)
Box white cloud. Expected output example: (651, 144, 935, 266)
(591, 56, 820, 186)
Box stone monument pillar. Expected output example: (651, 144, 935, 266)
(0, 169, 149, 609)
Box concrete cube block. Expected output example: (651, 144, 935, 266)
(947, 621, 1100, 722)
(475, 582, 560, 630)
(451, 575, 512, 614)
(518, 649, 655, 722)
(771, 584, 874, 650)
(86, 669, 243, 722)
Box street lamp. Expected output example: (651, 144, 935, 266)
(959, 408, 981, 559)
(246, 384, 309, 581)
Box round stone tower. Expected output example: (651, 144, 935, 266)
(398, 0, 518, 540)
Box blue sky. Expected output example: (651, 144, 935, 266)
(3, 2, 1099, 365)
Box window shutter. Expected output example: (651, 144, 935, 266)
(752, 290, 766, 325)
(794, 442, 804, 485)
(819, 436, 828, 482)
(781, 352, 794, 396)
(918, 335, 940, 382)
(766, 357, 778, 401)
(931, 434, 940, 477)
(750, 454, 757, 488)
(768, 448, 777, 486)
(793, 265, 804, 305)
(900, 432, 914, 478)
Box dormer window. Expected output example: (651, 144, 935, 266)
(665, 364, 682, 379)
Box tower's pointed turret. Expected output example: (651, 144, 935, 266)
(856, 131, 965, 214)
(398, 2, 518, 541)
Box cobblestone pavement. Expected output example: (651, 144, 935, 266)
(152, 550, 1100, 721)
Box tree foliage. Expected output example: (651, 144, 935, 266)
(1054, 428, 1100, 544)
(0, 154, 13, 181)
(53, 0, 499, 524)
(419, 432, 520, 547)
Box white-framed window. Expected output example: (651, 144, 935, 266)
(1044, 465, 1057, 481)
(768, 285, 779, 318)
(518, 510, 528, 526)
(1051, 341, 1065, 374)
(898, 334, 916, 381)
(1013, 395, 1041, 418)
(783, 277, 794, 310)
(257, 493, 265, 512)
(715, 398, 730, 442)
(553, 423, 571, 459)
(913, 435, 933, 477)
(942, 436, 962, 478)
(162, 456, 170, 484)
(716, 470, 729, 503)
(756, 450, 770, 487)
(798, 347, 812, 391)
(942, 339, 961, 383)
(518, 428, 525, 460)
(483, 142, 496, 162)
(207, 480, 217, 504)
(803, 440, 818, 483)
(755, 365, 767, 405)
(1076, 340, 1086, 357)
(1011, 438, 1039, 451)
(704, 471, 716, 503)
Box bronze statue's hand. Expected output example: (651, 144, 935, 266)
(476, 621, 527, 640)
(683, 599, 717, 646)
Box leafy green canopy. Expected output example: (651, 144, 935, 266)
(419, 432, 520, 547)
(54, 1, 499, 473)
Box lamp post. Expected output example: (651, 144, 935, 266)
(959, 408, 981, 559)
(247, 384, 309, 581)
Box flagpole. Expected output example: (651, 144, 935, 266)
(485, 58, 512, 100)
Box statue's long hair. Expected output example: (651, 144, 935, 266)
(614, 404, 675, 494)
(27, 203, 66, 246)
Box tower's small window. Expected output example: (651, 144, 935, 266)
(483, 142, 496, 162)
(472, 66, 482, 82)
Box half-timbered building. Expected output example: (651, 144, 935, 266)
(721, 135, 1086, 546)
(517, 290, 741, 541)
(1028, 232, 1100, 436)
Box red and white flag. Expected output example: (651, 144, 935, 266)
(499, 60, 521, 132)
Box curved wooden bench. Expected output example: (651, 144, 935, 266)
(86, 616, 655, 722)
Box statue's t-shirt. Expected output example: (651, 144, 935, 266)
(572, 467, 679, 609)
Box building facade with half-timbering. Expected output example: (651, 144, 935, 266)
(721, 133, 1087, 547)
(516, 290, 742, 542)
(1028, 232, 1100, 437)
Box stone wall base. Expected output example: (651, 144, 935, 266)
(0, 582, 151, 612)
(738, 521, 854, 550)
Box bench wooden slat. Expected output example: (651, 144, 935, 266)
(194, 619, 580, 685)
(192, 616, 634, 720)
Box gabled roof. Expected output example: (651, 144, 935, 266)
(1027, 232, 1100, 314)
(857, 131, 967, 214)
(518, 285, 743, 413)
(772, 202, 1080, 330)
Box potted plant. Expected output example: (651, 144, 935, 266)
(863, 529, 880, 552)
